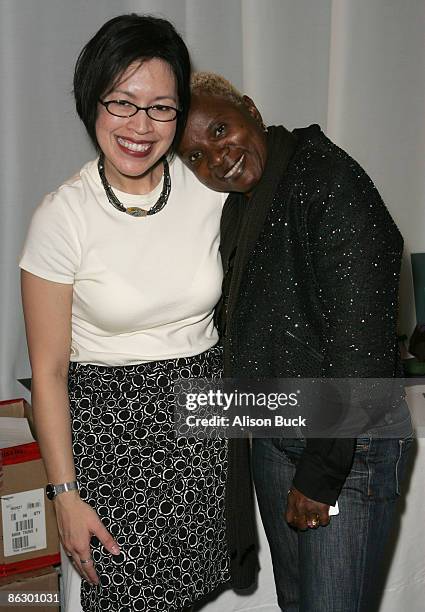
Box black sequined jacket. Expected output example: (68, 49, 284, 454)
(220, 124, 408, 505)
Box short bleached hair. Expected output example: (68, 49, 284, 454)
(190, 71, 244, 106)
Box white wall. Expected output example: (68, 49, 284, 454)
(1, 0, 424, 399)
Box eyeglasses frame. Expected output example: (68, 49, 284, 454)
(98, 99, 180, 122)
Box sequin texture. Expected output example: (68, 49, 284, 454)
(226, 125, 404, 381)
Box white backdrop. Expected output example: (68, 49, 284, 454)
(2, 0, 424, 399)
(1, 0, 424, 609)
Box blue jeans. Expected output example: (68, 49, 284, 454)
(252, 436, 413, 612)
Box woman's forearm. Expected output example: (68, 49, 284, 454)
(21, 272, 76, 485)
(31, 371, 76, 485)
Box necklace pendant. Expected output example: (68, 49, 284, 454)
(98, 154, 171, 218)
(126, 207, 148, 217)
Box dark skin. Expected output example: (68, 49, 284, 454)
(179, 93, 331, 530)
(286, 488, 330, 530)
(179, 93, 268, 197)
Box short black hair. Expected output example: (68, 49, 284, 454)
(73, 14, 191, 153)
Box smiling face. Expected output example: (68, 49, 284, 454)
(95, 58, 178, 193)
(178, 94, 267, 196)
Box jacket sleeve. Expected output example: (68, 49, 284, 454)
(293, 162, 403, 505)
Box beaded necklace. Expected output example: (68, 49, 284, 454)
(97, 154, 171, 217)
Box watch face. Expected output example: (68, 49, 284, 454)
(46, 484, 56, 500)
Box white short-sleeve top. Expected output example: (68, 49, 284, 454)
(19, 157, 226, 366)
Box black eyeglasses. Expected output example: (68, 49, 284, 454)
(99, 99, 180, 122)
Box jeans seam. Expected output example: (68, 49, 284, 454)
(395, 439, 403, 496)
(356, 440, 372, 611)
(366, 437, 372, 497)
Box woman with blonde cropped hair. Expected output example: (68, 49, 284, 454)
(179, 71, 413, 612)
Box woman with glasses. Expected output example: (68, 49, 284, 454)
(19, 16, 255, 612)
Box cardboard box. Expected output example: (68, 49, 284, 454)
(0, 400, 34, 434)
(0, 399, 60, 577)
(0, 565, 59, 611)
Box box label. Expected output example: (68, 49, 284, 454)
(1, 489, 46, 557)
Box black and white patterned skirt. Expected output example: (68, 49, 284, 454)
(68, 345, 229, 612)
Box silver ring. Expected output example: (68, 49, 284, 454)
(79, 557, 93, 565)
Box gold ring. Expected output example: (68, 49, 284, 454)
(310, 515, 320, 527)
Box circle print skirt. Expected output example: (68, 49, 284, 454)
(68, 345, 229, 612)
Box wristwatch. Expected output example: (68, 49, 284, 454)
(45, 481, 78, 500)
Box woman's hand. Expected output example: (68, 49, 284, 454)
(285, 486, 330, 530)
(55, 491, 120, 584)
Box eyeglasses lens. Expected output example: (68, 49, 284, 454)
(106, 101, 177, 122)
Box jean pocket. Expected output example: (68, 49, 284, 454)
(366, 437, 413, 500)
(346, 440, 370, 482)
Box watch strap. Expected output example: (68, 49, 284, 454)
(46, 481, 78, 500)
(55, 481, 78, 495)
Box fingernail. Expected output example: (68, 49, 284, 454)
(111, 545, 120, 555)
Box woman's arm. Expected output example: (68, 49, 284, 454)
(21, 270, 120, 583)
(287, 163, 403, 527)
